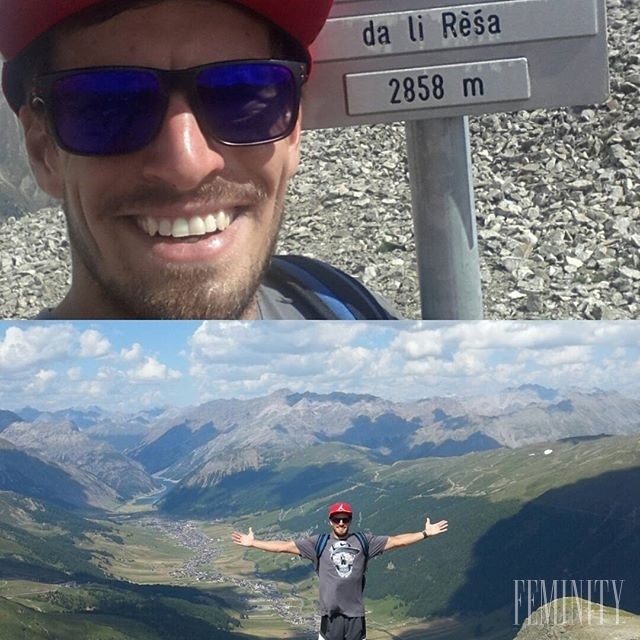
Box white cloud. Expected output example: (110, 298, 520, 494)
(128, 357, 181, 382)
(0, 325, 75, 372)
(79, 329, 111, 358)
(0, 320, 637, 412)
(444, 321, 569, 350)
(78, 380, 105, 397)
(67, 367, 82, 381)
(445, 321, 640, 351)
(138, 390, 166, 407)
(393, 328, 444, 359)
(35, 369, 56, 383)
(404, 350, 485, 378)
(517, 345, 593, 366)
(190, 321, 367, 364)
(97, 366, 113, 380)
(26, 368, 57, 392)
(120, 343, 143, 362)
(491, 362, 528, 384)
(189, 322, 383, 400)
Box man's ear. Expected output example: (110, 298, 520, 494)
(18, 106, 65, 199)
(286, 108, 303, 178)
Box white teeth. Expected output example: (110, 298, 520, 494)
(158, 219, 173, 237)
(136, 212, 233, 238)
(204, 214, 218, 234)
(188, 216, 206, 236)
(171, 218, 190, 238)
(216, 211, 230, 231)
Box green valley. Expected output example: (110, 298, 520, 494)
(1, 433, 638, 639)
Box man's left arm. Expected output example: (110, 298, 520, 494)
(383, 517, 448, 551)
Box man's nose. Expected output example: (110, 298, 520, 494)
(140, 93, 225, 191)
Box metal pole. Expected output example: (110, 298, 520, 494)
(405, 116, 483, 319)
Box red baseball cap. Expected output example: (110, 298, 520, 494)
(328, 502, 353, 518)
(1, 0, 334, 110)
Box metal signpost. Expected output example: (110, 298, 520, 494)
(303, 0, 609, 319)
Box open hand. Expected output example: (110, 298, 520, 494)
(232, 527, 255, 547)
(425, 518, 448, 537)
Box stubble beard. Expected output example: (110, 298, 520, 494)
(64, 178, 284, 319)
(333, 526, 350, 540)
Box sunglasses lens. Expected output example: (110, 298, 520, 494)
(197, 62, 298, 144)
(41, 62, 301, 155)
(50, 69, 164, 155)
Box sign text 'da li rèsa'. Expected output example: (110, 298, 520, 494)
(313, 0, 599, 62)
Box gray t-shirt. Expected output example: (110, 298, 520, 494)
(295, 532, 388, 617)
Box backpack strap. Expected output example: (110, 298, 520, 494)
(267, 255, 396, 320)
(314, 533, 330, 571)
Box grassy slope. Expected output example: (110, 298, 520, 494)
(160, 443, 379, 518)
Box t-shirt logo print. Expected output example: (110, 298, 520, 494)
(330, 540, 360, 578)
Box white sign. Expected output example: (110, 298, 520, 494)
(315, 0, 598, 61)
(302, 0, 609, 128)
(346, 57, 530, 115)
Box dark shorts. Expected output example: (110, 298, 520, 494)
(320, 614, 366, 640)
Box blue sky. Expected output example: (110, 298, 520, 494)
(0, 321, 639, 412)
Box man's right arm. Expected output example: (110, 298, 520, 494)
(231, 527, 300, 555)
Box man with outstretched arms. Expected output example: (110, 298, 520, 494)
(0, 0, 397, 319)
(232, 501, 449, 640)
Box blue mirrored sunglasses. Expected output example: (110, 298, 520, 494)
(31, 59, 307, 156)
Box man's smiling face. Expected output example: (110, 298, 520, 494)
(330, 513, 352, 539)
(21, 0, 302, 319)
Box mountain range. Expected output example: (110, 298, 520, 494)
(127, 386, 640, 476)
(1, 419, 158, 504)
(1, 385, 639, 513)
